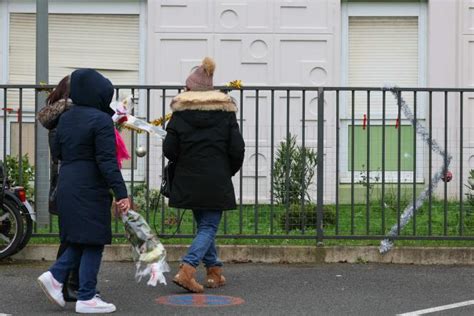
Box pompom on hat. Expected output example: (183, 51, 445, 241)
(185, 57, 215, 91)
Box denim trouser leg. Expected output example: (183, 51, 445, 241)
(77, 245, 104, 301)
(182, 210, 222, 268)
(202, 239, 223, 268)
(49, 244, 82, 284)
(49, 243, 104, 301)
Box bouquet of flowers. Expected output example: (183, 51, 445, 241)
(121, 210, 170, 286)
(110, 95, 167, 139)
(109, 96, 171, 285)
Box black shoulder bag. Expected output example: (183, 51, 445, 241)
(153, 161, 185, 238)
(160, 161, 175, 198)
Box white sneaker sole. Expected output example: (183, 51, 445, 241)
(76, 305, 116, 314)
(37, 277, 66, 308)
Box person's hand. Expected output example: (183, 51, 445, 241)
(116, 198, 130, 214)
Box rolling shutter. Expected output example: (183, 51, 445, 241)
(9, 13, 139, 108)
(349, 16, 418, 117)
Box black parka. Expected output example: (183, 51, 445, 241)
(163, 91, 245, 211)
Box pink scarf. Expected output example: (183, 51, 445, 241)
(114, 128, 130, 169)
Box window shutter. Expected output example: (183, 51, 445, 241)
(349, 16, 418, 117)
(9, 13, 139, 108)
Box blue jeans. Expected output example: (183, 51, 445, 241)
(49, 243, 104, 301)
(182, 210, 223, 268)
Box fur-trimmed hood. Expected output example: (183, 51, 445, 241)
(170, 91, 237, 113)
(37, 98, 73, 130)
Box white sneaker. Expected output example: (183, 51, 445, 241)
(37, 271, 66, 308)
(75, 295, 116, 314)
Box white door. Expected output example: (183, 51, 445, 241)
(147, 0, 339, 203)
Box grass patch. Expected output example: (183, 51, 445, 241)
(30, 200, 474, 247)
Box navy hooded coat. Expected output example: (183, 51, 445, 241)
(52, 69, 127, 245)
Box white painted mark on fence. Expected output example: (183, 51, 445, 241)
(397, 300, 474, 315)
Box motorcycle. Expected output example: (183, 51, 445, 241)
(0, 160, 36, 260)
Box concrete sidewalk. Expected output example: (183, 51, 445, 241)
(1, 260, 473, 315)
(12, 244, 474, 265)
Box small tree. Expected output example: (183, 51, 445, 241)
(272, 134, 317, 205)
(465, 169, 474, 215)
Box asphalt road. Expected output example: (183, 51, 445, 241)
(0, 260, 473, 315)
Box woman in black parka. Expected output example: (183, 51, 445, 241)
(38, 69, 129, 314)
(164, 57, 245, 293)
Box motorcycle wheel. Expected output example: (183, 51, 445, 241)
(0, 199, 24, 259)
(11, 209, 33, 255)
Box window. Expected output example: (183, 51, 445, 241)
(348, 16, 419, 117)
(341, 1, 427, 182)
(7, 13, 142, 177)
(8, 13, 139, 107)
(348, 125, 414, 172)
(9, 13, 139, 86)
(10, 122, 35, 163)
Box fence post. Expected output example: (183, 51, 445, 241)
(316, 87, 324, 245)
(35, 0, 49, 226)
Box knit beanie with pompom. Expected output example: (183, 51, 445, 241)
(185, 57, 215, 91)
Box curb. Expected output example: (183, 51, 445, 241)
(10, 244, 474, 265)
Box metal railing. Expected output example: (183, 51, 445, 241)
(1, 84, 474, 242)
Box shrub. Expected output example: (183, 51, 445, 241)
(357, 165, 380, 197)
(279, 204, 336, 231)
(376, 186, 411, 214)
(4, 154, 35, 200)
(272, 134, 317, 205)
(130, 183, 161, 212)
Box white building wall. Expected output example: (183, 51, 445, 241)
(0, 0, 472, 203)
(0, 1, 5, 84)
(460, 0, 474, 195)
(0, 0, 7, 161)
(413, 0, 474, 199)
(425, 0, 460, 199)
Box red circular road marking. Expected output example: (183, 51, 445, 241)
(156, 294, 245, 307)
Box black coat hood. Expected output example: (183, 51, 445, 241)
(70, 69, 114, 116)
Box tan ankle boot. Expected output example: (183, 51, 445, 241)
(206, 266, 226, 288)
(173, 263, 204, 293)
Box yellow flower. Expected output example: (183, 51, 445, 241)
(151, 113, 173, 126)
(226, 80, 243, 89)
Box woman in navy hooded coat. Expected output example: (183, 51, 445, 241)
(53, 70, 127, 246)
(38, 69, 129, 314)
